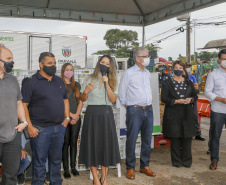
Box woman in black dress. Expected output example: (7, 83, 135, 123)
(61, 63, 83, 178)
(79, 55, 121, 185)
(161, 60, 198, 168)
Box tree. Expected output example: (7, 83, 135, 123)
(168, 57, 173, 61)
(93, 29, 161, 57)
(191, 52, 199, 62)
(177, 54, 186, 62)
(146, 44, 161, 51)
(103, 29, 139, 50)
(93, 49, 112, 55)
(198, 51, 218, 61)
(178, 54, 184, 59)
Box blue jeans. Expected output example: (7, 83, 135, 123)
(18, 154, 31, 175)
(210, 111, 226, 162)
(21, 132, 49, 172)
(126, 106, 153, 169)
(30, 124, 66, 185)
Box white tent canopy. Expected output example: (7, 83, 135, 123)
(0, 0, 224, 26)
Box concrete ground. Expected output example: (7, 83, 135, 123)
(61, 116, 226, 185)
(2, 94, 226, 185)
(62, 93, 226, 185)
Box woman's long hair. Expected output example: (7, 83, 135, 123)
(88, 55, 117, 92)
(61, 63, 80, 101)
(172, 60, 189, 79)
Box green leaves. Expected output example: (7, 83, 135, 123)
(103, 29, 139, 50)
(93, 29, 161, 57)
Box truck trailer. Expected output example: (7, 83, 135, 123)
(0, 30, 87, 70)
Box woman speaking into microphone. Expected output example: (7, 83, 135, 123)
(79, 55, 121, 185)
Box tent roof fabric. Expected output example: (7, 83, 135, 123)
(199, 39, 226, 50)
(0, 0, 224, 26)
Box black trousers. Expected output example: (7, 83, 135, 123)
(0, 132, 21, 185)
(62, 118, 81, 170)
(194, 101, 201, 136)
(170, 137, 192, 167)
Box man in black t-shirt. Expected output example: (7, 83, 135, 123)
(22, 52, 70, 184)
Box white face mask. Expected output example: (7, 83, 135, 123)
(221, 60, 226, 68)
(141, 58, 150, 67)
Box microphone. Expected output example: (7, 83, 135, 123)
(102, 72, 106, 88)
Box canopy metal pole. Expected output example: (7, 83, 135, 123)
(142, 25, 145, 46)
(194, 19, 196, 62)
(186, 17, 191, 65)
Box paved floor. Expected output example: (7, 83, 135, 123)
(2, 94, 226, 185)
(60, 116, 226, 185)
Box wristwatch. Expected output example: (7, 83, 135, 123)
(64, 117, 70, 121)
(21, 121, 28, 126)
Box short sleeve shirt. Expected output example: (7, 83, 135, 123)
(188, 74, 197, 83)
(81, 74, 118, 105)
(21, 71, 68, 127)
(0, 73, 22, 143)
(67, 82, 81, 114)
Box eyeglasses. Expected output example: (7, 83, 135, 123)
(138, 56, 149, 58)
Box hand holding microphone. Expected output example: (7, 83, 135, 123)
(102, 75, 109, 84)
(100, 64, 110, 88)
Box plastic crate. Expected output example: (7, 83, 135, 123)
(154, 135, 171, 148)
(197, 98, 211, 117)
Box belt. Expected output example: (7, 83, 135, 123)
(131, 105, 152, 109)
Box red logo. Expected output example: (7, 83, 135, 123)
(62, 49, 71, 57)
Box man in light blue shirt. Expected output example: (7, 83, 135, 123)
(118, 47, 155, 179)
(205, 49, 226, 170)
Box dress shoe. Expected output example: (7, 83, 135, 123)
(209, 161, 217, 170)
(140, 166, 156, 177)
(126, 169, 135, 179)
(71, 168, 79, 176)
(63, 170, 71, 179)
(195, 135, 206, 141)
(172, 164, 182, 168)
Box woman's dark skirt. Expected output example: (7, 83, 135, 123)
(78, 105, 121, 167)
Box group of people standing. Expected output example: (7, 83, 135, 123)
(0, 46, 156, 185)
(0, 45, 226, 185)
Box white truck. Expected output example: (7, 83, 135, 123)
(0, 30, 87, 70)
(87, 55, 118, 69)
(116, 58, 129, 70)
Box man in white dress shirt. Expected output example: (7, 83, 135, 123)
(118, 47, 156, 179)
(205, 49, 226, 170)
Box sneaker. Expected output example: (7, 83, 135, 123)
(71, 168, 79, 176)
(45, 171, 50, 184)
(63, 170, 71, 179)
(18, 173, 25, 185)
(195, 135, 206, 141)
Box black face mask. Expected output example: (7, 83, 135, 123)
(0, 59, 14, 73)
(174, 69, 183, 76)
(43, 65, 56, 76)
(100, 64, 109, 76)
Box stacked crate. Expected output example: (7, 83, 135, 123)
(119, 136, 126, 159)
(154, 135, 171, 148)
(119, 135, 154, 159)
